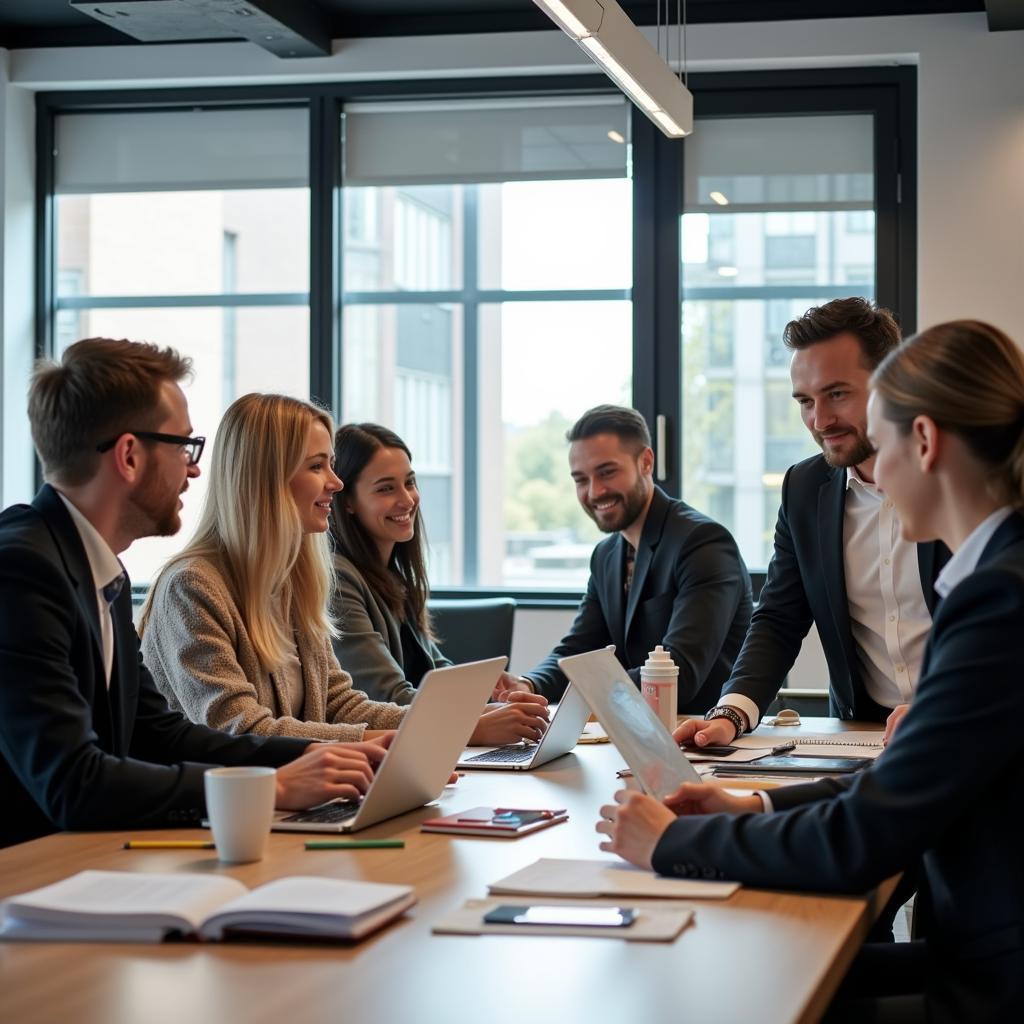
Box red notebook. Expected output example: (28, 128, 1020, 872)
(420, 807, 568, 838)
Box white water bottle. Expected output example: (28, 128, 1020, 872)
(640, 645, 679, 733)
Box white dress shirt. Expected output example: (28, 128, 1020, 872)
(723, 466, 932, 732)
(934, 506, 1014, 599)
(760, 506, 1016, 814)
(841, 468, 932, 709)
(56, 492, 124, 687)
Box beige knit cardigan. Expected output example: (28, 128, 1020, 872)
(140, 555, 406, 741)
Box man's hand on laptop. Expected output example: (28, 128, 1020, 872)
(469, 694, 549, 746)
(673, 716, 739, 748)
(274, 741, 386, 810)
(492, 672, 534, 699)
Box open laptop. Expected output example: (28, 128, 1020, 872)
(271, 656, 506, 833)
(455, 682, 590, 771)
(558, 648, 701, 800)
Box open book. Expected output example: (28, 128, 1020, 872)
(0, 870, 415, 943)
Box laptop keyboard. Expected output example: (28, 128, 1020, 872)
(462, 744, 539, 765)
(279, 799, 362, 824)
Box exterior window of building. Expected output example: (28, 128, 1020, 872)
(51, 107, 310, 584)
(340, 98, 632, 588)
(681, 113, 876, 568)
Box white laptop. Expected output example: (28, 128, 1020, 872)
(456, 683, 591, 771)
(558, 648, 702, 800)
(272, 657, 506, 833)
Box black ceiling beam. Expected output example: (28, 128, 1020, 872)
(984, 0, 1024, 30)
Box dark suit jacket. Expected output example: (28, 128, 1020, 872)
(525, 487, 752, 712)
(721, 454, 949, 722)
(653, 512, 1024, 1022)
(0, 485, 309, 849)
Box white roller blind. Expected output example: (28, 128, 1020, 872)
(684, 114, 874, 210)
(343, 97, 629, 186)
(55, 107, 309, 194)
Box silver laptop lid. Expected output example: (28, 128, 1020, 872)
(557, 647, 701, 799)
(275, 656, 506, 831)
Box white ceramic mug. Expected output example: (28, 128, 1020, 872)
(203, 766, 277, 863)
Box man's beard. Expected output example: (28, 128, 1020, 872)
(815, 428, 875, 469)
(124, 461, 182, 539)
(585, 477, 650, 534)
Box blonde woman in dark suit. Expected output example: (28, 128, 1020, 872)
(598, 320, 1024, 1022)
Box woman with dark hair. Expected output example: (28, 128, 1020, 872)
(596, 320, 1024, 1021)
(330, 423, 549, 746)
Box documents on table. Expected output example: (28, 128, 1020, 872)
(433, 897, 693, 942)
(0, 870, 415, 943)
(488, 858, 739, 900)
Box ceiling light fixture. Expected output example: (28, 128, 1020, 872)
(717, 266, 739, 277)
(607, 129, 626, 144)
(709, 190, 729, 205)
(534, 0, 693, 138)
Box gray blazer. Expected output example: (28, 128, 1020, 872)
(331, 554, 451, 705)
(141, 555, 406, 740)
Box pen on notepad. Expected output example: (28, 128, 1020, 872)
(770, 741, 796, 754)
(123, 840, 215, 850)
(304, 839, 405, 850)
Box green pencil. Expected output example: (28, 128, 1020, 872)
(304, 839, 405, 850)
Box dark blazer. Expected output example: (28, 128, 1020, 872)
(0, 485, 309, 849)
(525, 487, 752, 712)
(331, 553, 451, 706)
(653, 512, 1024, 1022)
(721, 454, 949, 721)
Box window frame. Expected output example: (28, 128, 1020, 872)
(35, 67, 916, 601)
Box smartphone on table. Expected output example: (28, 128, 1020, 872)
(483, 905, 636, 928)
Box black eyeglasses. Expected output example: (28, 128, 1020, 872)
(96, 431, 206, 466)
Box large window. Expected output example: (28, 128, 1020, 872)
(681, 113, 879, 568)
(52, 107, 310, 582)
(39, 71, 914, 592)
(340, 98, 633, 588)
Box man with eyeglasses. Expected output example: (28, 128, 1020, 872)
(0, 337, 386, 849)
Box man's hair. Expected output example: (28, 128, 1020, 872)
(28, 337, 192, 486)
(566, 405, 652, 454)
(782, 297, 901, 369)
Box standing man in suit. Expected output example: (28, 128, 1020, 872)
(680, 298, 949, 748)
(0, 337, 385, 849)
(496, 405, 752, 712)
(597, 320, 1024, 1020)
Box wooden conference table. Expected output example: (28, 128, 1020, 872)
(0, 719, 888, 1024)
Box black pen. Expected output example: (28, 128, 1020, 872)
(770, 741, 796, 755)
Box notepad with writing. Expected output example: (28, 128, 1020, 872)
(0, 870, 415, 943)
(489, 858, 739, 900)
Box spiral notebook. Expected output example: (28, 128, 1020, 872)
(734, 731, 884, 759)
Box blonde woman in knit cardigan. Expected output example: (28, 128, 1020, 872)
(140, 393, 547, 747)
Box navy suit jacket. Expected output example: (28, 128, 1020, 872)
(653, 512, 1024, 1022)
(0, 485, 309, 848)
(721, 454, 949, 721)
(525, 487, 752, 712)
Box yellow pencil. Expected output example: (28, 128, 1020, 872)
(123, 840, 216, 850)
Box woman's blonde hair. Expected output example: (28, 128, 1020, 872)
(872, 319, 1024, 506)
(140, 393, 338, 670)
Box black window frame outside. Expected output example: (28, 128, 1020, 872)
(34, 67, 916, 608)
